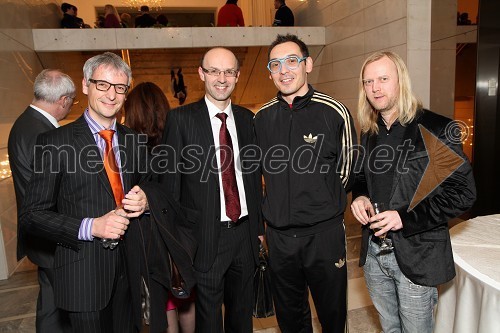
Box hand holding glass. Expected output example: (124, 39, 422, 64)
(370, 202, 394, 253)
(100, 204, 128, 250)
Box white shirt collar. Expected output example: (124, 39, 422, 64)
(205, 96, 233, 120)
(30, 104, 59, 128)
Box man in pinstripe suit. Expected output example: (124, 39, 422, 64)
(253, 34, 357, 333)
(9, 69, 75, 332)
(20, 52, 149, 332)
(161, 47, 263, 332)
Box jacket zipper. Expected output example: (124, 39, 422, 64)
(288, 104, 293, 230)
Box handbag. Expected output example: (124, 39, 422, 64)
(253, 244, 275, 318)
(168, 252, 189, 299)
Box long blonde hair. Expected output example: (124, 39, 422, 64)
(357, 51, 422, 134)
(104, 4, 121, 22)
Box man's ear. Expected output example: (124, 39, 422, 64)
(82, 78, 88, 95)
(305, 56, 313, 74)
(198, 67, 206, 82)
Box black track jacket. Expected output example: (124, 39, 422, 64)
(254, 85, 357, 235)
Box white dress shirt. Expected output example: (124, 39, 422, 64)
(30, 104, 60, 128)
(205, 96, 248, 221)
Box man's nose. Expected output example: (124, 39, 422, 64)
(217, 72, 228, 82)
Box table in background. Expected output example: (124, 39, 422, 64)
(434, 214, 500, 333)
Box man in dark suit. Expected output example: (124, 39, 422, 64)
(161, 47, 263, 332)
(351, 51, 476, 333)
(134, 5, 156, 27)
(8, 69, 75, 332)
(20, 52, 150, 332)
(60, 3, 83, 28)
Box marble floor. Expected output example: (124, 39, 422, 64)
(0, 211, 383, 332)
(0, 269, 381, 333)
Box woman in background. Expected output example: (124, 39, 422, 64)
(124, 82, 196, 333)
(103, 4, 121, 28)
(217, 0, 245, 27)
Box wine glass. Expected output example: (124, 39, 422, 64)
(371, 202, 394, 254)
(100, 204, 128, 250)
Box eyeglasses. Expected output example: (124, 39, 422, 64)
(267, 55, 307, 74)
(201, 68, 239, 78)
(88, 79, 129, 94)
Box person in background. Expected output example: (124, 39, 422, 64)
(8, 69, 75, 333)
(72, 5, 90, 28)
(135, 5, 157, 28)
(120, 13, 132, 28)
(95, 15, 105, 28)
(350, 51, 476, 333)
(170, 68, 187, 105)
(254, 33, 356, 332)
(217, 0, 245, 27)
(156, 14, 169, 27)
(272, 0, 294, 26)
(103, 4, 122, 28)
(124, 81, 196, 333)
(61, 2, 82, 28)
(20, 52, 150, 333)
(161, 47, 263, 332)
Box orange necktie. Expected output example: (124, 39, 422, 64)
(98, 129, 124, 206)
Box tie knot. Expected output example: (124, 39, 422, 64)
(98, 129, 115, 142)
(216, 112, 228, 123)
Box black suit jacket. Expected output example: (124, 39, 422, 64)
(160, 98, 262, 272)
(134, 13, 156, 27)
(20, 115, 149, 313)
(8, 106, 57, 267)
(353, 109, 476, 286)
(126, 182, 197, 332)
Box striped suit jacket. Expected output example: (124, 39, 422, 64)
(20, 115, 149, 312)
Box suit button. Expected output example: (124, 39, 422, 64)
(162, 208, 168, 214)
(216, 215, 219, 220)
(216, 187, 220, 192)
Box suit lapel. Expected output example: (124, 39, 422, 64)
(117, 124, 133, 192)
(73, 116, 114, 200)
(195, 99, 216, 149)
(232, 105, 248, 147)
(194, 100, 219, 183)
(232, 105, 253, 197)
(388, 119, 423, 200)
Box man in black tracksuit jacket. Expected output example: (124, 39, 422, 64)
(254, 34, 356, 333)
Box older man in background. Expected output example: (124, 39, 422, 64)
(9, 69, 75, 332)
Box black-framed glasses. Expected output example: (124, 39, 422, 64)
(201, 68, 239, 78)
(267, 55, 307, 74)
(88, 79, 129, 94)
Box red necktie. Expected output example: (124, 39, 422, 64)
(216, 113, 241, 222)
(98, 129, 124, 207)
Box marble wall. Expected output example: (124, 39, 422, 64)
(290, 0, 458, 121)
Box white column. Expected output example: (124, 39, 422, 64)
(407, 0, 432, 109)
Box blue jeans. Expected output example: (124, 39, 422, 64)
(363, 236, 438, 333)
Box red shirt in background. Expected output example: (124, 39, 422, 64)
(217, 4, 245, 27)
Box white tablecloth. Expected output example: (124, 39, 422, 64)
(434, 214, 500, 333)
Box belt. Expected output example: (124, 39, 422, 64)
(220, 215, 248, 229)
